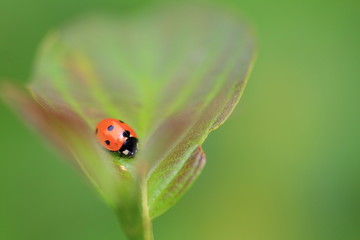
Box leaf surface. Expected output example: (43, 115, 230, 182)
(1, 4, 255, 236)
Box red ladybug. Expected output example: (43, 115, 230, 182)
(95, 119, 138, 157)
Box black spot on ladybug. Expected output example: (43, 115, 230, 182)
(108, 125, 114, 131)
(119, 120, 124, 123)
(105, 140, 110, 145)
(123, 130, 130, 137)
(95, 128, 98, 134)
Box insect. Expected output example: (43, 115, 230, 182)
(95, 119, 138, 157)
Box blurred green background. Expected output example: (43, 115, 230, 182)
(1, 0, 359, 239)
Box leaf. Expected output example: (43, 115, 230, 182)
(148, 147, 206, 218)
(1, 4, 255, 239)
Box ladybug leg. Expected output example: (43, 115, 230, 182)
(119, 137, 138, 157)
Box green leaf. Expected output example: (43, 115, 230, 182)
(1, 4, 255, 239)
(148, 147, 206, 218)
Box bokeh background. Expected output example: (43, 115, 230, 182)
(1, 0, 359, 239)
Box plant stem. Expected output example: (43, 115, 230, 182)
(116, 176, 153, 240)
(141, 177, 153, 240)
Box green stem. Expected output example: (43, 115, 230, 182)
(116, 177, 153, 240)
(141, 179, 153, 240)
(115, 158, 153, 240)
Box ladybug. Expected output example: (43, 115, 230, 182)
(95, 119, 138, 157)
